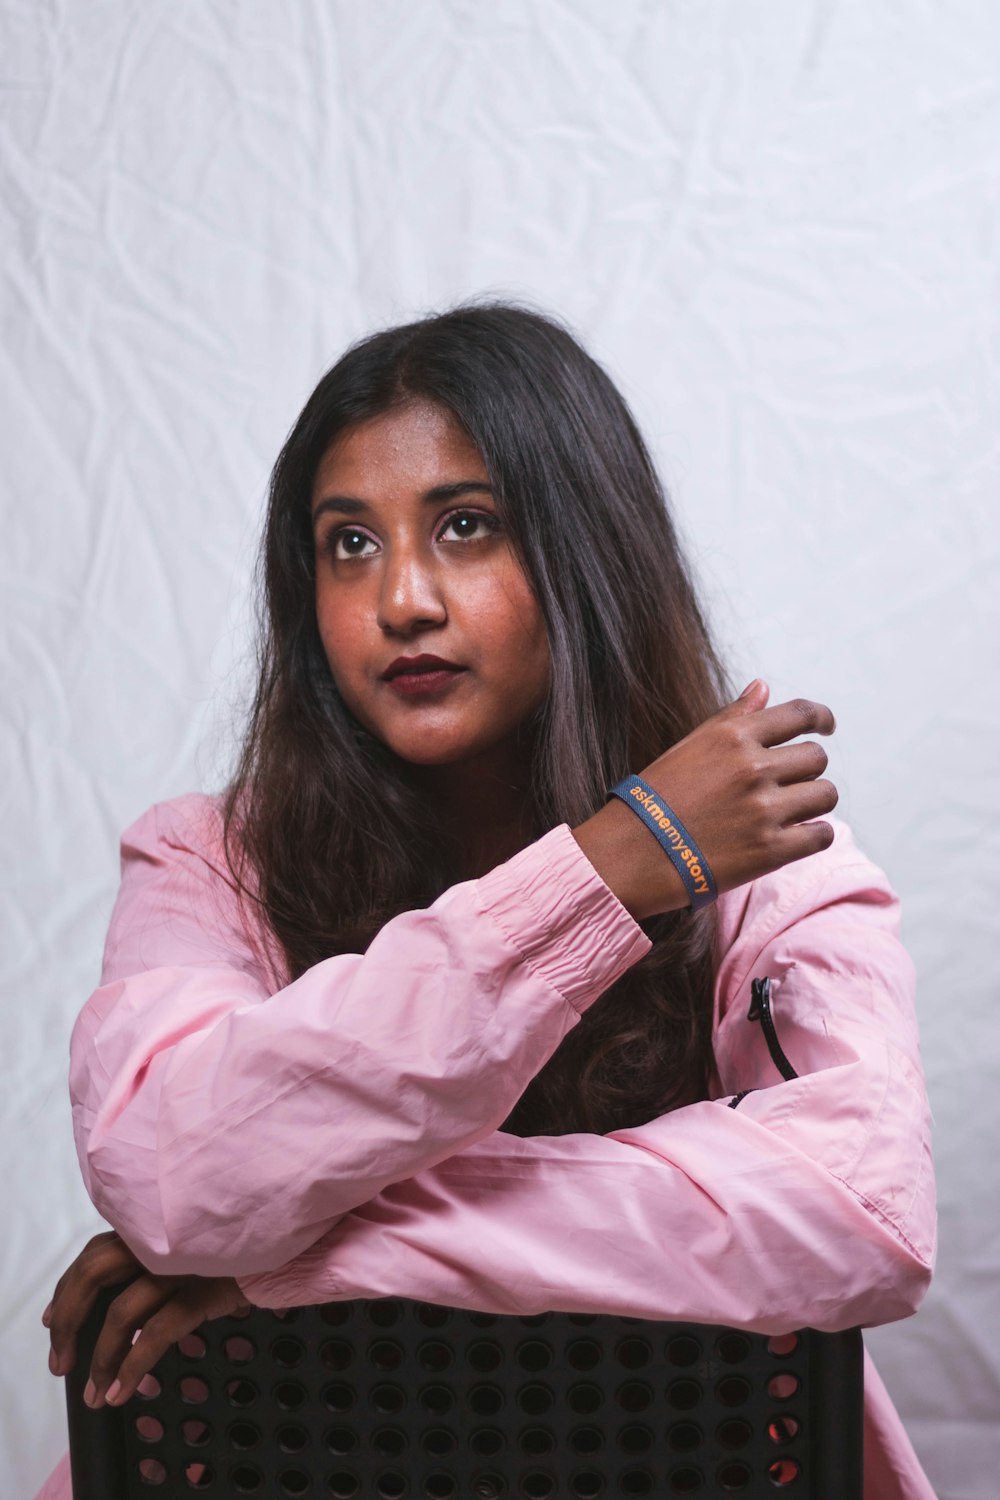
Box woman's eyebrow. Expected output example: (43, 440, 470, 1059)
(312, 481, 493, 526)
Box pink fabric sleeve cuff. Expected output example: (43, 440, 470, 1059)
(473, 822, 652, 1015)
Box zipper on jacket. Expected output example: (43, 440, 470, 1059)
(747, 977, 799, 1082)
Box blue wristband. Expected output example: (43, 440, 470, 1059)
(607, 774, 717, 912)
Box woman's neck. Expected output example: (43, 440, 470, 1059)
(410, 747, 535, 882)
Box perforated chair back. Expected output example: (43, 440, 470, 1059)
(66, 1293, 862, 1499)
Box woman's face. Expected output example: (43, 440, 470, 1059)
(311, 398, 551, 770)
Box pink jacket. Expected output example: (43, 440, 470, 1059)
(38, 795, 937, 1498)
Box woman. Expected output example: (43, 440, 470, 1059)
(38, 303, 935, 1498)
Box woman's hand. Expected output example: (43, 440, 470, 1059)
(573, 680, 839, 920)
(43, 1229, 250, 1408)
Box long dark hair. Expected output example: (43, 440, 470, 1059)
(223, 302, 730, 1135)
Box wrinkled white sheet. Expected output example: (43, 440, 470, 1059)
(4, 3, 998, 1496)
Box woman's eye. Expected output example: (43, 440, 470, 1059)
(329, 528, 378, 561)
(438, 511, 500, 543)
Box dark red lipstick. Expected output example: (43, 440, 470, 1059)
(381, 654, 467, 698)
(381, 654, 463, 681)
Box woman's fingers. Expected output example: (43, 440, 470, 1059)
(768, 740, 830, 786)
(46, 1230, 143, 1377)
(96, 1279, 250, 1408)
(756, 698, 836, 747)
(779, 778, 840, 828)
(84, 1275, 179, 1406)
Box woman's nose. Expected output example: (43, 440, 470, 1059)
(376, 547, 447, 636)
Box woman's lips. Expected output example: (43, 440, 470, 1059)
(385, 667, 467, 698)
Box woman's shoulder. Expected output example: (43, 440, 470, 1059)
(108, 790, 286, 987)
(119, 791, 231, 876)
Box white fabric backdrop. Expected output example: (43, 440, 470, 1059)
(4, 3, 998, 1494)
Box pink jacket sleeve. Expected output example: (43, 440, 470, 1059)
(239, 821, 936, 1338)
(69, 796, 651, 1276)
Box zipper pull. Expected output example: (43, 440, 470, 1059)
(748, 977, 799, 1082)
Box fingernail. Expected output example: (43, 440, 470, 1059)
(739, 679, 760, 699)
(42, 1302, 52, 1326)
(105, 1379, 122, 1405)
(48, 1348, 62, 1376)
(84, 1379, 97, 1407)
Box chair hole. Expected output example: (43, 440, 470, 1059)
(277, 1424, 309, 1453)
(621, 1471, 654, 1495)
(520, 1428, 554, 1456)
(715, 1334, 751, 1365)
(135, 1415, 164, 1443)
(522, 1474, 554, 1498)
(138, 1457, 167, 1485)
(667, 1423, 702, 1454)
(472, 1478, 505, 1499)
(567, 1314, 597, 1326)
(181, 1419, 211, 1447)
(568, 1383, 601, 1415)
(275, 1380, 307, 1410)
(272, 1337, 306, 1369)
(328, 1474, 359, 1498)
(515, 1340, 552, 1372)
(227, 1421, 261, 1450)
(369, 1340, 404, 1371)
(718, 1419, 752, 1450)
(371, 1383, 405, 1414)
(177, 1333, 207, 1360)
(567, 1340, 601, 1371)
(768, 1415, 800, 1444)
(767, 1374, 800, 1401)
(417, 1341, 452, 1372)
(468, 1340, 503, 1373)
(136, 1373, 162, 1399)
(376, 1475, 407, 1499)
(666, 1336, 701, 1368)
(225, 1377, 258, 1407)
(325, 1427, 358, 1456)
(667, 1468, 703, 1494)
(368, 1299, 403, 1327)
(616, 1338, 652, 1369)
(570, 1425, 603, 1455)
(320, 1304, 351, 1326)
(666, 1379, 703, 1411)
(716, 1375, 752, 1408)
(471, 1428, 504, 1456)
(517, 1384, 553, 1416)
(232, 1467, 262, 1495)
(179, 1376, 209, 1404)
(424, 1474, 456, 1498)
(422, 1428, 457, 1457)
(224, 1336, 257, 1364)
(416, 1305, 450, 1327)
(373, 1427, 407, 1458)
(279, 1470, 311, 1497)
(320, 1340, 353, 1371)
(616, 1424, 651, 1454)
(767, 1334, 799, 1358)
(184, 1464, 215, 1490)
(768, 1458, 801, 1486)
(616, 1381, 652, 1413)
(718, 1460, 752, 1490)
(467, 1312, 498, 1328)
(321, 1382, 354, 1413)
(571, 1474, 603, 1499)
(421, 1384, 456, 1415)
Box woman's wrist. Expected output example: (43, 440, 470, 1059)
(570, 800, 689, 921)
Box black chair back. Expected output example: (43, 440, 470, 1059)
(66, 1291, 862, 1498)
